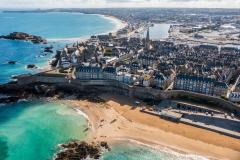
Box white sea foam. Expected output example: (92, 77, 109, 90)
(72, 107, 95, 132)
(17, 99, 28, 103)
(47, 36, 89, 43)
(73, 108, 89, 121)
(98, 14, 127, 34)
(0, 94, 9, 98)
(0, 103, 6, 107)
(113, 138, 210, 160)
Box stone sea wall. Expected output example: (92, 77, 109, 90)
(16, 73, 240, 116)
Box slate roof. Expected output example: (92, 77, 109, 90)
(75, 66, 101, 73)
(177, 74, 215, 83)
(214, 81, 228, 88)
(103, 66, 116, 73)
(155, 73, 167, 81)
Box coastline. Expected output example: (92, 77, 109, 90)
(1, 10, 240, 160)
(108, 139, 209, 160)
(56, 94, 240, 160)
(41, 13, 127, 72)
(47, 13, 127, 42)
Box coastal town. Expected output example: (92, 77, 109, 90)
(49, 15, 240, 104)
(3, 8, 239, 138)
(34, 8, 240, 141)
(0, 8, 240, 160)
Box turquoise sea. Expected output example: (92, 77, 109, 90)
(0, 12, 208, 160)
(0, 101, 88, 160)
(103, 142, 208, 160)
(0, 12, 116, 84)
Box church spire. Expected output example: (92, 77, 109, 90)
(145, 27, 150, 50)
(146, 27, 150, 43)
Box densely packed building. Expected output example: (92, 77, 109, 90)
(51, 27, 240, 100)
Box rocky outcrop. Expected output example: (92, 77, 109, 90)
(44, 46, 53, 53)
(26, 64, 37, 69)
(8, 61, 17, 64)
(100, 141, 110, 151)
(49, 50, 61, 67)
(0, 96, 19, 104)
(0, 32, 47, 44)
(54, 141, 110, 160)
(0, 83, 57, 99)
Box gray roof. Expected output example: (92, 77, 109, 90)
(177, 74, 215, 83)
(75, 66, 101, 73)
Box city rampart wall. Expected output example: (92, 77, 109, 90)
(17, 74, 240, 115)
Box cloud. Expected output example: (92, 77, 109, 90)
(0, 0, 239, 8)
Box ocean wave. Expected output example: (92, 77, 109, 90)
(113, 138, 209, 160)
(98, 14, 127, 34)
(17, 99, 28, 103)
(72, 107, 95, 132)
(47, 36, 89, 42)
(0, 103, 6, 107)
(0, 94, 9, 98)
(73, 108, 89, 121)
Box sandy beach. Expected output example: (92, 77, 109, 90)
(57, 94, 240, 160)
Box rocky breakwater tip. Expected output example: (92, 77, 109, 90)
(54, 141, 111, 160)
(0, 32, 47, 44)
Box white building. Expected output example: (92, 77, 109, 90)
(228, 92, 240, 102)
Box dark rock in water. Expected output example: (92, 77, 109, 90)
(55, 141, 110, 160)
(0, 32, 47, 44)
(49, 58, 58, 67)
(100, 141, 110, 151)
(8, 61, 17, 64)
(0, 96, 19, 104)
(26, 64, 36, 69)
(50, 50, 61, 67)
(44, 46, 53, 53)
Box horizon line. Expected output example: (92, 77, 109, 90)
(1, 7, 240, 10)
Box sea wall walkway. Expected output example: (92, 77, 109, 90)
(17, 72, 240, 116)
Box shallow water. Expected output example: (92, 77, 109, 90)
(103, 141, 209, 160)
(0, 101, 88, 160)
(0, 40, 66, 84)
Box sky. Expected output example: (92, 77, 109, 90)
(0, 0, 240, 9)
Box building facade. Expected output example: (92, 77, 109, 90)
(174, 75, 215, 95)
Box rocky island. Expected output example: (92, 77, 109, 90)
(0, 32, 47, 44)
